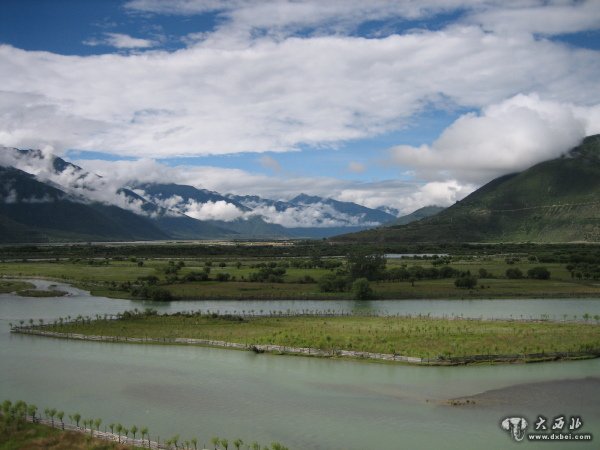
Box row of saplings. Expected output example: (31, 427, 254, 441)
(1, 399, 288, 450)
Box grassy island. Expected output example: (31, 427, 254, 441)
(32, 311, 600, 364)
(0, 280, 35, 294)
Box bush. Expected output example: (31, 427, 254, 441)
(352, 278, 374, 300)
(527, 266, 551, 280)
(505, 268, 523, 279)
(137, 275, 158, 285)
(248, 267, 286, 283)
(215, 272, 231, 282)
(318, 273, 349, 292)
(130, 286, 173, 301)
(183, 271, 210, 282)
(454, 275, 478, 289)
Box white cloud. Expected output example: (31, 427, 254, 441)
(0, 147, 162, 216)
(389, 94, 600, 183)
(181, 199, 245, 221)
(249, 202, 378, 228)
(126, 0, 600, 38)
(84, 32, 156, 49)
(1, 22, 598, 157)
(470, 1, 600, 36)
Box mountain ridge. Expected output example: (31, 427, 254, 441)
(333, 135, 600, 243)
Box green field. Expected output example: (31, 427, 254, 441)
(1, 253, 600, 300)
(43, 313, 600, 360)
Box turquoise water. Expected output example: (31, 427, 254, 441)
(0, 281, 599, 449)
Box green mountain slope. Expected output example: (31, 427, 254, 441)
(333, 135, 600, 243)
(389, 205, 445, 226)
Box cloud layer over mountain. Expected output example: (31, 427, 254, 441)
(1, 0, 599, 215)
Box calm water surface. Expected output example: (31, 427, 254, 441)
(0, 280, 599, 449)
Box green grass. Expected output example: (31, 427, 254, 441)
(0, 280, 34, 294)
(0, 416, 138, 450)
(45, 314, 600, 359)
(2, 256, 600, 300)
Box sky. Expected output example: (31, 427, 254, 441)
(1, 0, 600, 215)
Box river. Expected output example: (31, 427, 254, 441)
(0, 280, 599, 449)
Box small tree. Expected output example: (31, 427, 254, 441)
(57, 411, 64, 429)
(233, 438, 244, 450)
(141, 426, 149, 445)
(191, 437, 199, 450)
(131, 424, 138, 440)
(221, 438, 229, 450)
(352, 278, 374, 300)
(72, 412, 81, 428)
(211, 436, 220, 450)
(49, 408, 57, 427)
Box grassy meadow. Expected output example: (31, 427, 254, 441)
(1, 252, 600, 300)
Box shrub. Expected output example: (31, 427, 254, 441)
(183, 271, 209, 282)
(318, 273, 349, 292)
(130, 286, 173, 301)
(248, 267, 286, 283)
(454, 275, 478, 289)
(505, 268, 523, 279)
(137, 275, 158, 285)
(215, 272, 231, 282)
(352, 278, 374, 300)
(527, 266, 551, 280)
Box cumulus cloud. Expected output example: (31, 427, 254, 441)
(84, 32, 157, 49)
(389, 94, 600, 183)
(180, 199, 245, 221)
(1, 21, 599, 156)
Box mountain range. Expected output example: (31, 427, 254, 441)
(334, 135, 600, 243)
(0, 147, 441, 243)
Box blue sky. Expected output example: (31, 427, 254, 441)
(1, 0, 599, 212)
